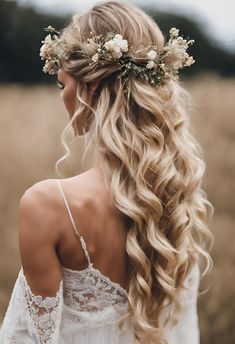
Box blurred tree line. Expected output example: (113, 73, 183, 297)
(0, 0, 234, 84)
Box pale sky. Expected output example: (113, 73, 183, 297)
(18, 0, 235, 51)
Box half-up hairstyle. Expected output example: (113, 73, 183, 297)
(55, 1, 214, 343)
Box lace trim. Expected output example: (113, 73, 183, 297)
(62, 265, 128, 312)
(63, 264, 128, 296)
(20, 269, 63, 344)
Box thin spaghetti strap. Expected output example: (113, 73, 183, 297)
(56, 179, 91, 267)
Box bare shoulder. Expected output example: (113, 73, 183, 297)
(20, 178, 60, 241)
(19, 178, 64, 296)
(21, 178, 57, 204)
(19, 169, 107, 241)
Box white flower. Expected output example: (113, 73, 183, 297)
(43, 60, 58, 75)
(170, 28, 179, 37)
(184, 55, 195, 67)
(39, 34, 59, 60)
(104, 35, 128, 54)
(92, 53, 99, 62)
(113, 46, 121, 54)
(176, 37, 184, 43)
(146, 60, 155, 69)
(104, 40, 116, 51)
(39, 45, 46, 58)
(147, 50, 157, 60)
(113, 35, 128, 52)
(40, 43, 52, 60)
(44, 34, 52, 43)
(113, 34, 123, 40)
(119, 39, 128, 52)
(46, 25, 54, 31)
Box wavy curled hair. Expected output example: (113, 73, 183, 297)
(55, 1, 214, 343)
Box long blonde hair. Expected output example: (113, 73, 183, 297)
(55, 1, 214, 343)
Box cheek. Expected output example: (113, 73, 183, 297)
(62, 81, 77, 117)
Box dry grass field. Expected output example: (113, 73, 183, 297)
(0, 74, 234, 343)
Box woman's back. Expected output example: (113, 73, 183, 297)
(56, 168, 130, 291)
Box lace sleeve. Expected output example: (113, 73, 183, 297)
(0, 267, 63, 344)
(21, 268, 64, 344)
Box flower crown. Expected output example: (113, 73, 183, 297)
(40, 26, 195, 87)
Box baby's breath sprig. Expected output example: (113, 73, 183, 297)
(44, 26, 61, 36)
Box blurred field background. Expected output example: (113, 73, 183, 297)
(0, 1, 235, 343)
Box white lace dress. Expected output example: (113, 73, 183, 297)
(0, 180, 200, 344)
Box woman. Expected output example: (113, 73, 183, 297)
(0, 1, 213, 343)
